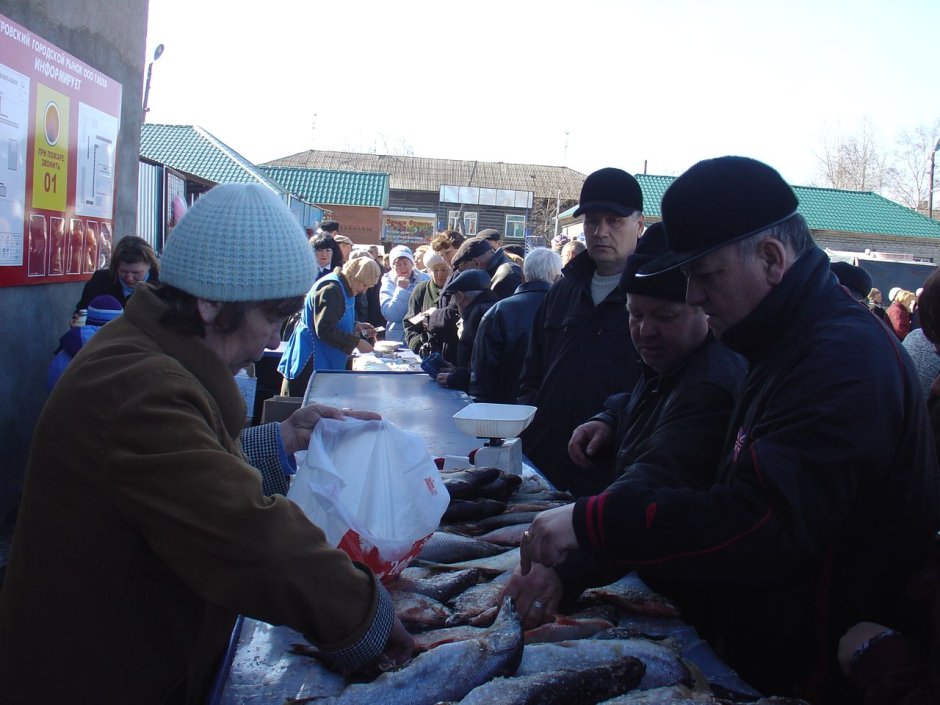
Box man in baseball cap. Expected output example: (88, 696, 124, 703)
(518, 167, 645, 496)
(524, 156, 940, 700)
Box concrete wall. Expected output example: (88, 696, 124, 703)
(0, 1, 149, 537)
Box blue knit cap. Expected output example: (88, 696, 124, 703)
(86, 295, 123, 326)
(160, 183, 316, 301)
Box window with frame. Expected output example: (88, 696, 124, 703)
(505, 214, 526, 239)
(447, 210, 478, 236)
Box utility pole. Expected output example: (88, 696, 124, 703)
(930, 139, 940, 220)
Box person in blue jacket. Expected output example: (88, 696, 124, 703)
(279, 257, 380, 396)
(48, 295, 123, 390)
(380, 245, 429, 342)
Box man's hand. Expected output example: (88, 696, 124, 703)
(502, 562, 563, 629)
(520, 504, 578, 576)
(278, 404, 381, 454)
(568, 420, 613, 468)
(381, 616, 415, 666)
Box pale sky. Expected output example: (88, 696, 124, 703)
(143, 0, 939, 188)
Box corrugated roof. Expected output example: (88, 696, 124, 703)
(140, 124, 286, 194)
(260, 167, 388, 208)
(561, 174, 940, 241)
(263, 150, 586, 199)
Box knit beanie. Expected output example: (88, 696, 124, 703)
(342, 256, 381, 287)
(160, 183, 316, 301)
(86, 295, 123, 326)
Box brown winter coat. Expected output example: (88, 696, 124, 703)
(0, 284, 387, 704)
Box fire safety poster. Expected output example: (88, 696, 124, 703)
(0, 12, 122, 287)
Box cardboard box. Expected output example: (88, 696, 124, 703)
(261, 396, 303, 424)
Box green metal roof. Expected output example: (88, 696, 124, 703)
(560, 173, 940, 241)
(140, 124, 286, 193)
(260, 167, 389, 208)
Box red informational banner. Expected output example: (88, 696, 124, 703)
(0, 13, 122, 287)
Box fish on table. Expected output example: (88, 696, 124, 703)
(446, 570, 512, 627)
(454, 655, 646, 705)
(516, 638, 692, 691)
(597, 685, 811, 705)
(416, 532, 508, 563)
(582, 573, 681, 618)
(417, 547, 521, 576)
(388, 567, 482, 603)
(307, 597, 523, 705)
(523, 614, 616, 645)
(475, 523, 531, 547)
(390, 591, 452, 630)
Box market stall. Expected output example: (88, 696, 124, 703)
(212, 372, 792, 705)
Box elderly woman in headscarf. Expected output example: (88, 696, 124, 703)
(279, 256, 381, 395)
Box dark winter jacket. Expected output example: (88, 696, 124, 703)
(589, 334, 746, 491)
(74, 267, 159, 315)
(440, 290, 499, 392)
(403, 279, 443, 354)
(427, 269, 461, 364)
(518, 251, 642, 496)
(486, 248, 523, 300)
(470, 281, 552, 403)
(571, 247, 940, 701)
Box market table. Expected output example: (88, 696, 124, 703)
(212, 372, 766, 705)
(302, 369, 482, 459)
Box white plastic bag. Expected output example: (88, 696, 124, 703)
(287, 418, 449, 581)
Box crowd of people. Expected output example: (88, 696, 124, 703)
(4, 155, 940, 704)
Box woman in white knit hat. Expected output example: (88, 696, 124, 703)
(0, 184, 413, 702)
(379, 244, 430, 341)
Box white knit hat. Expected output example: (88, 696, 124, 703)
(389, 245, 414, 264)
(161, 183, 316, 301)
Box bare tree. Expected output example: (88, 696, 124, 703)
(816, 119, 890, 193)
(884, 121, 940, 213)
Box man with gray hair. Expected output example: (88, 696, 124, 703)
(471, 247, 562, 403)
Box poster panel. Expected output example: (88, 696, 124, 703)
(0, 12, 123, 287)
(382, 211, 436, 247)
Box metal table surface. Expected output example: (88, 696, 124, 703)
(303, 370, 482, 458)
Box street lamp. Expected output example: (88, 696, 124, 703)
(930, 138, 940, 221)
(142, 44, 165, 121)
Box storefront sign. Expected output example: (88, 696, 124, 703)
(0, 13, 122, 287)
(382, 211, 436, 246)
